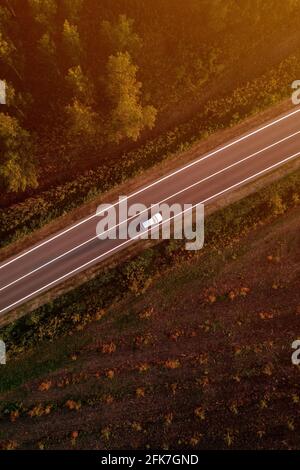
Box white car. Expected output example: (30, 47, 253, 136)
(141, 212, 163, 230)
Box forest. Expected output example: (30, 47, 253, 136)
(0, 0, 300, 207)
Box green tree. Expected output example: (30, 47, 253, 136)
(0, 80, 30, 116)
(207, 0, 233, 32)
(106, 52, 156, 143)
(65, 99, 97, 140)
(66, 65, 94, 105)
(38, 32, 56, 67)
(29, 0, 57, 27)
(0, 31, 15, 67)
(62, 19, 82, 66)
(0, 5, 23, 81)
(101, 14, 141, 56)
(0, 113, 37, 192)
(0, 30, 12, 58)
(269, 193, 287, 216)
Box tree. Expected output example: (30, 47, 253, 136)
(207, 0, 233, 32)
(62, 19, 82, 67)
(0, 6, 11, 30)
(269, 193, 287, 216)
(0, 30, 15, 67)
(101, 14, 141, 56)
(63, 0, 83, 23)
(106, 52, 156, 143)
(0, 79, 27, 114)
(38, 32, 56, 67)
(0, 113, 37, 192)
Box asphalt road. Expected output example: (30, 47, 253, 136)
(1, 108, 300, 315)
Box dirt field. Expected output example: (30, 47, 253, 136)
(0, 205, 299, 450)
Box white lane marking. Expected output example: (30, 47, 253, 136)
(1, 130, 299, 292)
(1, 107, 300, 270)
(1, 150, 299, 314)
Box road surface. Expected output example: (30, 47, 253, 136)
(1, 108, 300, 315)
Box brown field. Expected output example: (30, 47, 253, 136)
(0, 205, 299, 450)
